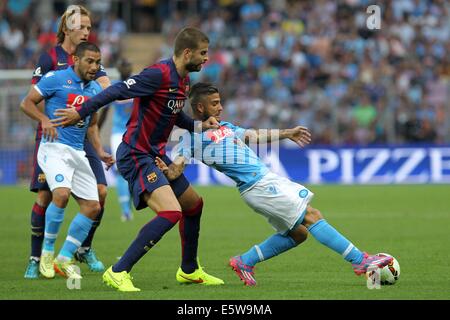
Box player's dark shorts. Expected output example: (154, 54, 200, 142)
(116, 141, 190, 210)
(29, 139, 107, 192)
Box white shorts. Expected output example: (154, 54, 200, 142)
(240, 172, 314, 234)
(37, 142, 99, 201)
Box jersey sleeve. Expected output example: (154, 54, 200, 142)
(78, 67, 162, 119)
(31, 52, 54, 84)
(34, 71, 59, 99)
(175, 110, 195, 132)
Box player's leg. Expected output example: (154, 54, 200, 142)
(102, 143, 181, 291)
(54, 197, 100, 279)
(230, 172, 312, 285)
(36, 143, 75, 279)
(37, 187, 71, 279)
(25, 140, 52, 279)
(301, 205, 393, 275)
(111, 133, 132, 221)
(75, 141, 107, 271)
(54, 152, 101, 279)
(25, 190, 52, 279)
(174, 184, 224, 285)
(103, 185, 180, 292)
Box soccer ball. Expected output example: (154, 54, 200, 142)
(377, 253, 400, 285)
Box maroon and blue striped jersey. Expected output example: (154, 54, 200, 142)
(31, 45, 107, 140)
(77, 58, 196, 156)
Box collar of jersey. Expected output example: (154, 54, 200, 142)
(66, 66, 84, 83)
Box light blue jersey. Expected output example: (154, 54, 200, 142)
(177, 121, 269, 192)
(35, 67, 101, 150)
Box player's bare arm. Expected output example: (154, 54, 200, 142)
(244, 126, 312, 147)
(20, 87, 57, 141)
(155, 156, 186, 181)
(87, 112, 115, 170)
(96, 75, 111, 90)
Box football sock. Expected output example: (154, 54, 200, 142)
(30, 202, 47, 259)
(117, 175, 131, 216)
(241, 234, 297, 266)
(179, 199, 203, 274)
(42, 202, 65, 253)
(59, 213, 94, 260)
(308, 219, 364, 264)
(113, 211, 181, 273)
(80, 201, 104, 249)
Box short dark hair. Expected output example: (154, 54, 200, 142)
(174, 27, 209, 57)
(74, 42, 100, 58)
(189, 82, 219, 113)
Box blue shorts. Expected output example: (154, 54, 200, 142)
(116, 142, 190, 210)
(29, 139, 107, 192)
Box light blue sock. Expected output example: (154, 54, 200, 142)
(43, 202, 65, 253)
(308, 219, 363, 264)
(116, 175, 131, 215)
(241, 234, 298, 266)
(58, 213, 94, 260)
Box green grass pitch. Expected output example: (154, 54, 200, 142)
(0, 184, 449, 300)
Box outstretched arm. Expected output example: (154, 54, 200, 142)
(52, 67, 162, 127)
(154, 156, 187, 181)
(243, 126, 312, 147)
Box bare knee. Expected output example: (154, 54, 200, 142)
(81, 201, 101, 219)
(301, 206, 323, 229)
(288, 224, 308, 245)
(97, 184, 107, 204)
(52, 188, 71, 208)
(36, 190, 52, 207)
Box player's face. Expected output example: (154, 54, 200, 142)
(185, 42, 209, 72)
(74, 50, 101, 81)
(202, 93, 223, 121)
(67, 15, 91, 46)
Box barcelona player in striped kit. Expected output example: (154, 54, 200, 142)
(53, 27, 224, 291)
(24, 5, 111, 279)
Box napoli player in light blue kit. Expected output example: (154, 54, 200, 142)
(21, 42, 114, 279)
(156, 83, 394, 286)
(108, 59, 134, 221)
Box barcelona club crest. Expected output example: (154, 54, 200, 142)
(38, 173, 46, 183)
(147, 172, 158, 183)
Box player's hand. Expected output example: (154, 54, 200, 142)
(155, 156, 183, 181)
(51, 107, 81, 127)
(201, 116, 220, 131)
(41, 118, 58, 142)
(289, 126, 312, 148)
(155, 156, 169, 175)
(98, 151, 115, 170)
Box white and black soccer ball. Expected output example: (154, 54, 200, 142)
(376, 253, 400, 285)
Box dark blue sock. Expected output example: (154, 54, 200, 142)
(81, 203, 104, 248)
(179, 199, 203, 274)
(113, 211, 181, 273)
(30, 203, 46, 258)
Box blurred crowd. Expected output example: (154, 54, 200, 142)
(1, 0, 449, 145)
(159, 0, 450, 145)
(0, 0, 126, 70)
